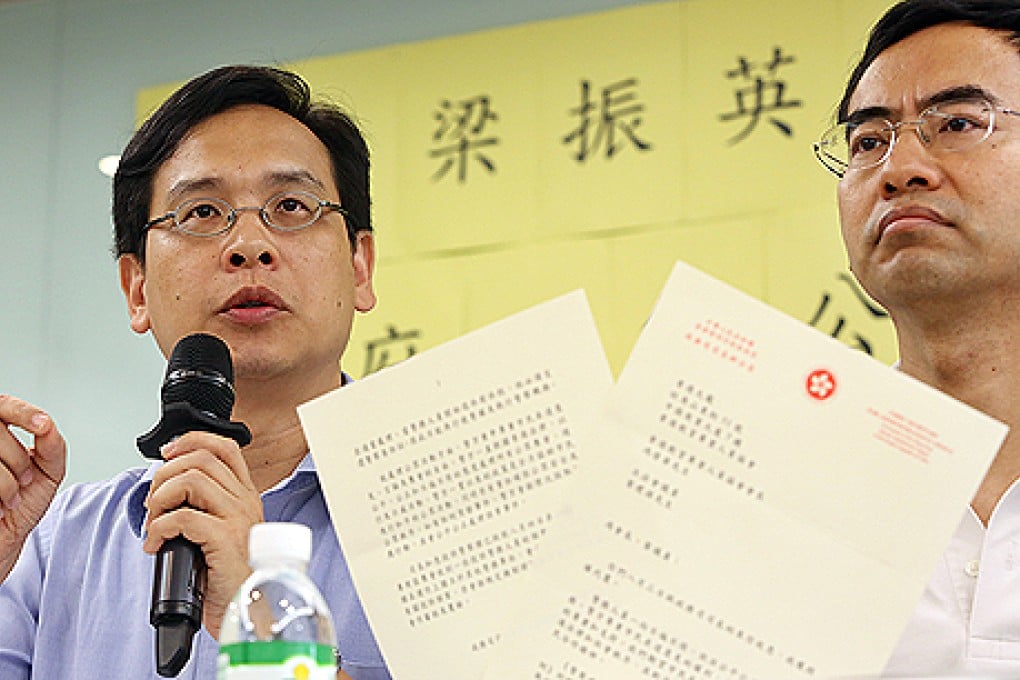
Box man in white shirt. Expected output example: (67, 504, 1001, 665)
(814, 0, 1020, 674)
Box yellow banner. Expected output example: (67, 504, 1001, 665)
(137, 0, 899, 377)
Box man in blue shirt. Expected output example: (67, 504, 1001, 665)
(0, 65, 390, 679)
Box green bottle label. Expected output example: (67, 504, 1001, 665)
(217, 641, 336, 679)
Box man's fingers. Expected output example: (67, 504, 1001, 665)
(0, 425, 32, 493)
(0, 397, 66, 472)
(0, 398, 65, 507)
(145, 466, 240, 524)
(0, 395, 46, 431)
(162, 431, 253, 486)
(27, 414, 66, 481)
(142, 506, 207, 554)
(0, 397, 65, 580)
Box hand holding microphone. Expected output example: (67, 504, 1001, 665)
(137, 333, 261, 676)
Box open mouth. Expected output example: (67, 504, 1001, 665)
(234, 300, 271, 309)
(220, 286, 287, 321)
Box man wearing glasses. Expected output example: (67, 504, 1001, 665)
(0, 66, 389, 679)
(817, 0, 1020, 674)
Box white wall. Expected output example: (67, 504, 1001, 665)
(0, 0, 649, 486)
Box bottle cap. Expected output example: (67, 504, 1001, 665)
(249, 522, 312, 568)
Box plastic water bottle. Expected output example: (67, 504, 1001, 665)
(218, 522, 338, 679)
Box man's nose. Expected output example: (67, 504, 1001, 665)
(221, 208, 279, 270)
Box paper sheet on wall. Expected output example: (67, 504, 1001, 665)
(299, 290, 613, 680)
(483, 260, 1008, 679)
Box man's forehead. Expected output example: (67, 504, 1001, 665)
(151, 106, 338, 202)
(847, 23, 1020, 116)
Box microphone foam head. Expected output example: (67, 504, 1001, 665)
(162, 333, 235, 419)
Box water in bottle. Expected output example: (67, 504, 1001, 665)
(218, 522, 338, 679)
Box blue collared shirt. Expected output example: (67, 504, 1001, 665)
(0, 454, 391, 679)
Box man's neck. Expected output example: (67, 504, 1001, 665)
(896, 310, 1020, 525)
(231, 371, 342, 493)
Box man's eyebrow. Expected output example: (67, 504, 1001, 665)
(844, 85, 1001, 126)
(161, 170, 328, 207)
(163, 177, 223, 208)
(920, 84, 1001, 109)
(844, 106, 893, 126)
(264, 169, 328, 192)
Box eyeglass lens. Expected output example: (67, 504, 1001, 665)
(819, 99, 996, 174)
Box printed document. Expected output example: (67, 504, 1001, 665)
(301, 262, 1008, 680)
(486, 261, 1007, 678)
(300, 290, 613, 680)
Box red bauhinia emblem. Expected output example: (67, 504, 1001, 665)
(806, 369, 837, 401)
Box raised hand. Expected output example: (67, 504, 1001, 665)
(0, 395, 67, 583)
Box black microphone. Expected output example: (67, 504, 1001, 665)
(137, 333, 252, 677)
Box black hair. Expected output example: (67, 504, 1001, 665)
(838, 0, 1020, 120)
(113, 64, 371, 263)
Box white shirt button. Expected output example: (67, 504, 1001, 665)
(964, 559, 980, 577)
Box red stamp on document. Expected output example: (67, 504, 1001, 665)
(684, 319, 758, 373)
(806, 369, 837, 401)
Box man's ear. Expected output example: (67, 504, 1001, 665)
(352, 231, 377, 313)
(118, 254, 151, 334)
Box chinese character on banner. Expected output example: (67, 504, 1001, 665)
(808, 273, 890, 355)
(429, 95, 500, 183)
(719, 47, 803, 145)
(363, 324, 422, 375)
(562, 77, 653, 162)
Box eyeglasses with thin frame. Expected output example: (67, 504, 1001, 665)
(813, 97, 1020, 178)
(143, 190, 349, 237)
